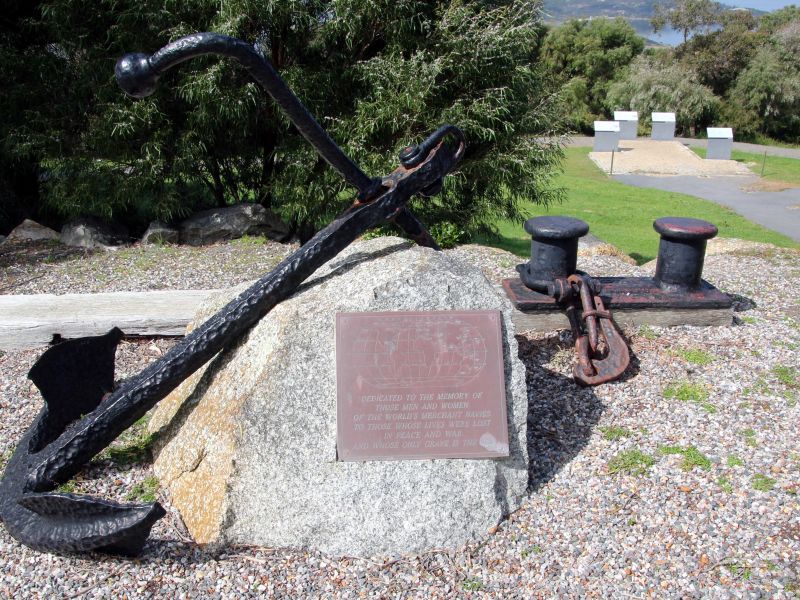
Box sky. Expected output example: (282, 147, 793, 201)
(717, 0, 796, 9)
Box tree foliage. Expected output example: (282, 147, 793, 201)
(0, 1, 63, 230)
(606, 54, 719, 135)
(677, 9, 761, 95)
(540, 18, 644, 132)
(758, 5, 800, 34)
(651, 0, 722, 44)
(645, 4, 800, 143)
(727, 40, 800, 141)
(0, 0, 566, 238)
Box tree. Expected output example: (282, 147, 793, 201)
(540, 18, 644, 132)
(727, 42, 800, 142)
(0, 1, 60, 232)
(1, 0, 566, 239)
(723, 10, 800, 143)
(758, 5, 800, 34)
(677, 8, 762, 96)
(773, 18, 800, 60)
(606, 55, 720, 136)
(651, 0, 722, 44)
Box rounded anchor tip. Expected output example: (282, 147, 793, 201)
(115, 52, 159, 98)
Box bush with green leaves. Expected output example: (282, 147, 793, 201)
(1, 0, 566, 238)
(676, 10, 761, 96)
(540, 17, 644, 132)
(605, 54, 719, 136)
(759, 5, 800, 34)
(726, 39, 800, 142)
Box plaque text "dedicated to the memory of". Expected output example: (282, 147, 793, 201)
(336, 310, 509, 461)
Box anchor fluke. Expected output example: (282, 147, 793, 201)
(27, 328, 122, 453)
(17, 492, 165, 556)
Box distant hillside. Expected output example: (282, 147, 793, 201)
(542, 0, 656, 22)
(541, 1, 765, 42)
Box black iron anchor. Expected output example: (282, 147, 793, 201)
(0, 32, 465, 556)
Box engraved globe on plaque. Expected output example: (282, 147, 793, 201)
(336, 310, 508, 461)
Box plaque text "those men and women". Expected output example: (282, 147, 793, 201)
(336, 310, 509, 461)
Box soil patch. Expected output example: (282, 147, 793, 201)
(742, 179, 799, 193)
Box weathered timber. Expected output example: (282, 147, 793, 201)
(510, 306, 733, 333)
(0, 290, 219, 351)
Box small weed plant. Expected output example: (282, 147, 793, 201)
(56, 481, 77, 494)
(127, 476, 159, 502)
(97, 416, 159, 466)
(752, 474, 776, 492)
(673, 348, 715, 366)
(607, 449, 656, 476)
(658, 445, 711, 471)
(725, 562, 753, 580)
(744, 376, 771, 397)
(740, 429, 758, 447)
(638, 325, 659, 340)
(663, 381, 716, 413)
(462, 579, 483, 592)
(0, 449, 11, 471)
(772, 365, 799, 389)
(231, 234, 269, 246)
(429, 221, 467, 249)
(599, 426, 633, 441)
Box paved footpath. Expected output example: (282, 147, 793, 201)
(614, 174, 800, 242)
(567, 136, 800, 159)
(566, 136, 800, 241)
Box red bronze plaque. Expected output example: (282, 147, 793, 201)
(336, 310, 509, 461)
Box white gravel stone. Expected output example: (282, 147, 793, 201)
(0, 237, 797, 598)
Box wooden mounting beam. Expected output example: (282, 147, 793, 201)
(0, 290, 220, 351)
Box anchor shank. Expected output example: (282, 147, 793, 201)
(28, 141, 462, 492)
(117, 32, 378, 197)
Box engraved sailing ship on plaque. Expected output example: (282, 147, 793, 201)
(335, 310, 509, 461)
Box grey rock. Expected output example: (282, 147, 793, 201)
(149, 236, 529, 557)
(60, 217, 128, 248)
(5, 219, 60, 242)
(142, 221, 179, 245)
(178, 203, 290, 246)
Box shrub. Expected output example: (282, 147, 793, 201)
(2, 0, 567, 239)
(606, 55, 719, 136)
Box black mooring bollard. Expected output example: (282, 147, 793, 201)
(653, 217, 718, 291)
(517, 216, 589, 293)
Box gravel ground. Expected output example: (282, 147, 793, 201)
(1, 237, 799, 598)
(0, 238, 296, 295)
(589, 140, 752, 177)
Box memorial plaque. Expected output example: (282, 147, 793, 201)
(336, 310, 509, 461)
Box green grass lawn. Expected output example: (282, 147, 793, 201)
(690, 147, 800, 185)
(473, 148, 799, 264)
